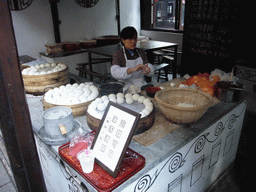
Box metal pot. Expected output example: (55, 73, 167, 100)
(98, 81, 124, 96)
(42, 106, 75, 139)
(214, 81, 244, 102)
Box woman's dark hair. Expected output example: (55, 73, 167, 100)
(120, 26, 138, 40)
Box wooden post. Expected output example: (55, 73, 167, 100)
(0, 2, 47, 192)
(49, 0, 61, 43)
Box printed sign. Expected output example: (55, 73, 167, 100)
(91, 101, 141, 178)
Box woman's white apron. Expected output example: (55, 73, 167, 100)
(122, 47, 145, 92)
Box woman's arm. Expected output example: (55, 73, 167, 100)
(111, 65, 131, 80)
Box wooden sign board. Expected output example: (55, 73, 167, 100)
(91, 101, 141, 178)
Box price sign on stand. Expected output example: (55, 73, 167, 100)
(91, 101, 141, 178)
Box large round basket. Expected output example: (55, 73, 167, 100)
(155, 88, 213, 124)
(86, 107, 155, 135)
(42, 97, 92, 117)
(22, 65, 69, 95)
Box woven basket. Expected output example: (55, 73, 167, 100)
(155, 88, 213, 124)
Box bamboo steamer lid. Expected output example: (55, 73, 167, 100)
(22, 64, 69, 95)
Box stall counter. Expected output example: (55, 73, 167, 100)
(27, 91, 248, 192)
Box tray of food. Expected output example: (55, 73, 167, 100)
(59, 138, 145, 192)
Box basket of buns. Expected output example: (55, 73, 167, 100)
(155, 88, 213, 124)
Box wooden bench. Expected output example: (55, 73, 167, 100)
(76, 67, 111, 83)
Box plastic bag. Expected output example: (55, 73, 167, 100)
(69, 130, 95, 157)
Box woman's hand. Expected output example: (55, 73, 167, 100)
(127, 64, 145, 74)
(142, 64, 151, 74)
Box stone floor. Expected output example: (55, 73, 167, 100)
(0, 135, 17, 192)
(0, 72, 255, 192)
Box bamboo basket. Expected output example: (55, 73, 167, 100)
(42, 97, 92, 117)
(155, 88, 213, 124)
(22, 65, 69, 95)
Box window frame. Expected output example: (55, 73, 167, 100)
(140, 0, 184, 33)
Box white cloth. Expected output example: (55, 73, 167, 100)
(111, 47, 155, 92)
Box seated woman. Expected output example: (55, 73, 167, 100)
(111, 26, 155, 92)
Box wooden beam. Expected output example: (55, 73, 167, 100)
(0, 2, 47, 192)
(49, 0, 61, 43)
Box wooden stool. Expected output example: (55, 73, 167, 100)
(154, 63, 169, 82)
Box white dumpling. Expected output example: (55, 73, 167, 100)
(71, 98, 80, 105)
(103, 99, 109, 107)
(82, 88, 91, 97)
(145, 102, 153, 108)
(51, 63, 57, 67)
(75, 89, 84, 96)
(45, 63, 51, 68)
(132, 94, 140, 101)
(80, 97, 88, 103)
(143, 98, 151, 105)
(72, 83, 79, 88)
(109, 97, 117, 103)
(126, 97, 133, 104)
(22, 69, 29, 75)
(94, 98, 103, 104)
(97, 103, 106, 111)
(39, 71, 46, 75)
(87, 95, 95, 101)
(66, 84, 72, 88)
(101, 95, 108, 102)
(116, 93, 124, 98)
(117, 97, 124, 104)
(79, 83, 85, 88)
(140, 111, 146, 118)
(90, 85, 97, 91)
(88, 101, 97, 110)
(84, 84, 91, 89)
(142, 108, 150, 116)
(138, 96, 145, 103)
(145, 104, 153, 112)
(40, 64, 45, 69)
(125, 93, 132, 98)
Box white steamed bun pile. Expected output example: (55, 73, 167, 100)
(87, 93, 153, 119)
(22, 63, 67, 75)
(44, 83, 99, 105)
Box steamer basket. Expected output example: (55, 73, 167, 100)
(86, 107, 155, 135)
(42, 97, 92, 117)
(155, 88, 213, 124)
(22, 64, 69, 95)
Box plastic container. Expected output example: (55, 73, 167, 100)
(77, 149, 95, 173)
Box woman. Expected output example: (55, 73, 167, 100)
(111, 26, 155, 92)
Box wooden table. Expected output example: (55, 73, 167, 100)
(84, 41, 178, 81)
